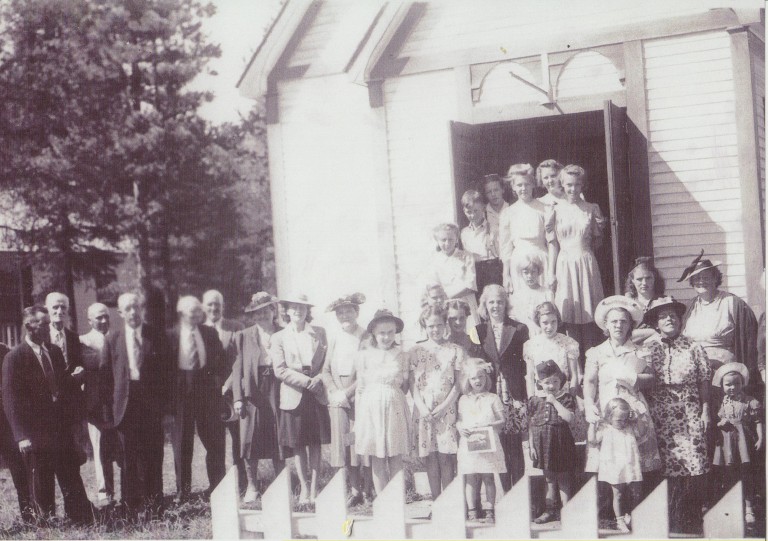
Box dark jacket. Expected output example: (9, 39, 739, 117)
(2, 341, 71, 448)
(475, 317, 529, 401)
(101, 324, 172, 427)
(167, 324, 228, 407)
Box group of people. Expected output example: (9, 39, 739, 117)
(0, 159, 763, 536)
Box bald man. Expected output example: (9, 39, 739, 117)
(202, 289, 246, 492)
(80, 302, 115, 504)
(168, 296, 227, 502)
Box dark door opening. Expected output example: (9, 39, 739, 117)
(450, 103, 649, 296)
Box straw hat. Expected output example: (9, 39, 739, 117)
(244, 292, 278, 313)
(593, 295, 644, 331)
(712, 362, 749, 388)
(279, 292, 314, 307)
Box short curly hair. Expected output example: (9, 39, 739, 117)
(418, 303, 448, 330)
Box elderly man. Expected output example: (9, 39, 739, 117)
(169, 295, 227, 501)
(2, 306, 92, 524)
(80, 302, 116, 505)
(101, 292, 171, 517)
(202, 289, 246, 492)
(45, 292, 86, 464)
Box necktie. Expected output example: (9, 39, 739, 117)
(40, 348, 59, 400)
(188, 331, 200, 370)
(133, 332, 143, 377)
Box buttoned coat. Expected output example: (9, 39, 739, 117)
(271, 325, 328, 411)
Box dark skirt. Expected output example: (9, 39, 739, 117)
(245, 372, 283, 460)
(278, 389, 331, 452)
(530, 423, 577, 472)
(475, 258, 503, 297)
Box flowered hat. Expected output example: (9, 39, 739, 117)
(712, 362, 749, 388)
(244, 292, 278, 313)
(677, 249, 722, 283)
(594, 295, 644, 331)
(366, 308, 404, 334)
(325, 292, 366, 313)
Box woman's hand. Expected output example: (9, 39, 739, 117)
(234, 400, 243, 418)
(529, 445, 538, 461)
(755, 433, 763, 451)
(584, 401, 600, 424)
(700, 408, 710, 432)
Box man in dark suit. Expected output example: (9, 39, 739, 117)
(101, 292, 171, 516)
(2, 306, 92, 524)
(202, 289, 246, 492)
(45, 292, 86, 465)
(0, 341, 31, 522)
(169, 295, 227, 501)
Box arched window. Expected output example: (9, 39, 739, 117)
(476, 61, 543, 106)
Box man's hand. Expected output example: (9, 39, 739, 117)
(234, 400, 243, 418)
(18, 439, 31, 454)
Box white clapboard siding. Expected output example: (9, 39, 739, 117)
(644, 30, 745, 302)
(274, 75, 391, 323)
(286, 1, 384, 77)
(383, 70, 458, 342)
(397, 1, 723, 58)
(751, 47, 765, 242)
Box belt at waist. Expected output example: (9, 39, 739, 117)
(257, 366, 274, 376)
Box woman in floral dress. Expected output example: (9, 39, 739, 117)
(644, 297, 711, 534)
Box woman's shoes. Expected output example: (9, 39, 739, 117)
(616, 516, 631, 533)
(745, 507, 756, 524)
(533, 510, 557, 524)
(483, 509, 495, 523)
(467, 509, 479, 521)
(346, 492, 363, 507)
(242, 488, 259, 504)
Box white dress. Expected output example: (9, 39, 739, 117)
(457, 393, 507, 474)
(428, 249, 479, 327)
(498, 199, 549, 293)
(508, 285, 553, 336)
(354, 347, 411, 458)
(596, 424, 643, 485)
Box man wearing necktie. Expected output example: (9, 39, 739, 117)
(101, 292, 172, 517)
(80, 302, 117, 505)
(202, 289, 246, 493)
(2, 306, 92, 524)
(169, 295, 227, 502)
(45, 292, 86, 463)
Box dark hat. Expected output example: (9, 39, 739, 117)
(366, 308, 404, 334)
(642, 296, 687, 326)
(244, 292, 278, 313)
(325, 292, 366, 313)
(677, 249, 722, 283)
(628, 256, 654, 275)
(536, 359, 564, 381)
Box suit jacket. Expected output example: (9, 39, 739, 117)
(54, 327, 85, 423)
(167, 324, 228, 401)
(271, 325, 327, 410)
(475, 317, 529, 401)
(210, 318, 245, 394)
(232, 325, 265, 404)
(102, 324, 172, 427)
(2, 341, 70, 449)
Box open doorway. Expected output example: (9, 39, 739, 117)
(451, 103, 650, 296)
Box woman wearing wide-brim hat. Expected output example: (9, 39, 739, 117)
(232, 292, 284, 503)
(583, 295, 661, 475)
(644, 296, 712, 534)
(680, 250, 759, 385)
(321, 293, 371, 506)
(271, 292, 330, 504)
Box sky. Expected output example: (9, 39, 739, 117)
(194, 0, 284, 124)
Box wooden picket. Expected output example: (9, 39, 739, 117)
(212, 467, 748, 539)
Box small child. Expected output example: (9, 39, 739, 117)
(589, 397, 643, 533)
(711, 363, 764, 524)
(508, 253, 552, 335)
(527, 360, 577, 524)
(460, 189, 503, 295)
(428, 223, 479, 329)
(457, 359, 506, 523)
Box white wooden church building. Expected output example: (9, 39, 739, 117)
(238, 0, 765, 340)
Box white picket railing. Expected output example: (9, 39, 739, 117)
(211, 466, 746, 539)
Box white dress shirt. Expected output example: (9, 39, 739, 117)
(178, 324, 206, 370)
(50, 326, 68, 363)
(126, 324, 143, 381)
